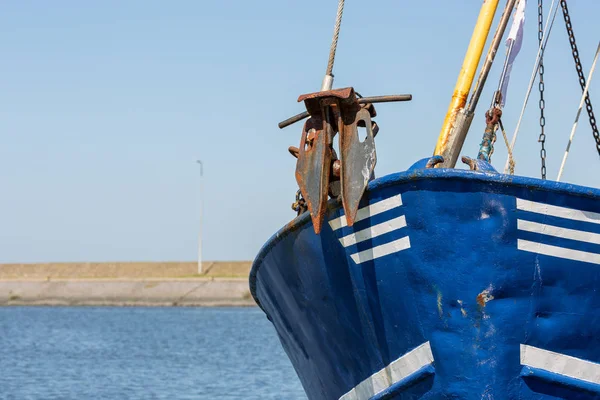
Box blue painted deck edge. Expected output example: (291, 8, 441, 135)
(520, 366, 600, 394)
(249, 167, 600, 310)
(370, 365, 435, 400)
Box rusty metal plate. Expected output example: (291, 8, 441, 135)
(298, 88, 356, 119)
(297, 87, 354, 103)
(295, 116, 333, 234)
(339, 107, 376, 226)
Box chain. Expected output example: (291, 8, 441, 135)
(478, 108, 501, 162)
(561, 0, 600, 155)
(538, 0, 547, 179)
(291, 190, 307, 215)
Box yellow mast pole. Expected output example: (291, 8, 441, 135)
(433, 0, 500, 164)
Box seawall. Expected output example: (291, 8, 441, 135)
(0, 261, 251, 279)
(0, 262, 256, 307)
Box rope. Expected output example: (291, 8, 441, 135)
(503, 0, 559, 173)
(557, 41, 600, 182)
(326, 0, 345, 77)
(499, 119, 516, 174)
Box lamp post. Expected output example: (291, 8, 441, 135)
(196, 160, 203, 275)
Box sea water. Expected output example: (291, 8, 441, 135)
(0, 307, 307, 399)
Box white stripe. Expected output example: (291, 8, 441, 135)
(521, 344, 600, 385)
(329, 195, 402, 231)
(350, 236, 410, 264)
(340, 342, 434, 400)
(518, 219, 600, 245)
(517, 198, 600, 225)
(339, 216, 407, 247)
(518, 239, 600, 265)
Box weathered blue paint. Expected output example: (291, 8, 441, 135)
(250, 158, 600, 399)
(520, 367, 600, 398)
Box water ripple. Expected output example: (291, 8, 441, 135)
(0, 307, 307, 400)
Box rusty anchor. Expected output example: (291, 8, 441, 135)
(290, 88, 378, 233)
(293, 89, 346, 233)
(283, 89, 412, 234)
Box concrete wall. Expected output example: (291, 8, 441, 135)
(0, 278, 256, 307)
(0, 261, 252, 279)
(0, 262, 256, 306)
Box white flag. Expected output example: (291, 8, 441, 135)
(500, 0, 526, 106)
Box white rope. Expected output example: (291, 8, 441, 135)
(556, 41, 600, 182)
(503, 0, 559, 173)
(500, 119, 516, 174)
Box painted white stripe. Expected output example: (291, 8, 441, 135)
(339, 216, 407, 247)
(521, 344, 600, 385)
(517, 198, 600, 225)
(518, 239, 600, 265)
(340, 342, 434, 400)
(329, 194, 402, 231)
(350, 236, 410, 264)
(518, 219, 600, 245)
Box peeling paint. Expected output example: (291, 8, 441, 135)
(437, 291, 443, 317)
(458, 300, 468, 317)
(534, 258, 543, 285)
(477, 285, 495, 307)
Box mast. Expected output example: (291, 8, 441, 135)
(433, 0, 500, 168)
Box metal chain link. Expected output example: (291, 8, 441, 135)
(291, 189, 307, 215)
(561, 0, 600, 155)
(538, 0, 547, 179)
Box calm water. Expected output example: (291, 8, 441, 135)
(0, 307, 307, 399)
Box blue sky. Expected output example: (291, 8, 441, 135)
(1, 1, 598, 263)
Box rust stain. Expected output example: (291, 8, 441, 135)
(477, 287, 495, 307)
(476, 293, 486, 307)
(434, 90, 469, 155)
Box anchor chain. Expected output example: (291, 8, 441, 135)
(561, 0, 600, 156)
(538, 0, 547, 179)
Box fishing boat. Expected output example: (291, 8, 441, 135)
(249, 1, 600, 398)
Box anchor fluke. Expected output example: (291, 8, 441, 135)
(340, 106, 377, 227)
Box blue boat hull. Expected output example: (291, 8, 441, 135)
(250, 159, 600, 399)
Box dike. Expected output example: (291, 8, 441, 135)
(0, 262, 257, 307)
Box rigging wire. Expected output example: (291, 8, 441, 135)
(556, 41, 600, 182)
(503, 0, 559, 173)
(322, 0, 345, 91)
